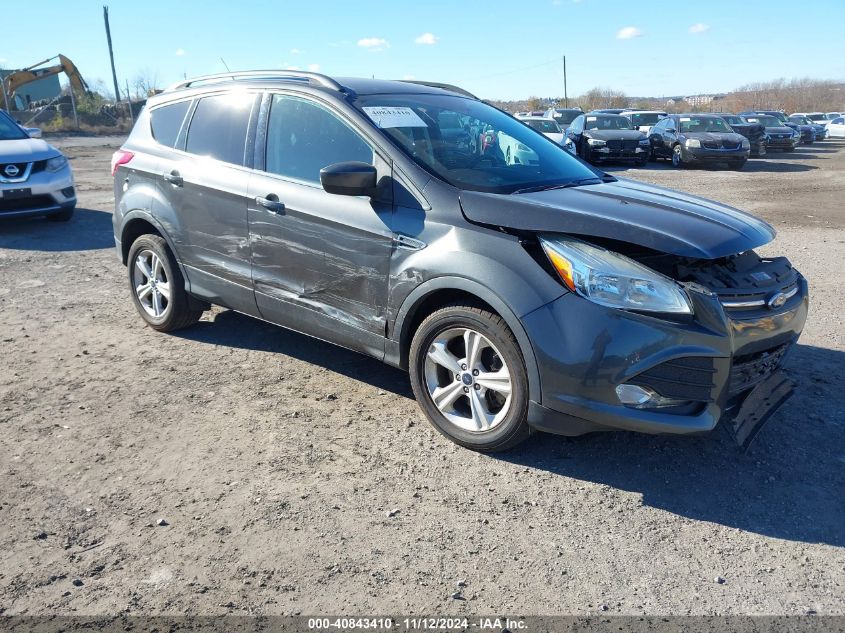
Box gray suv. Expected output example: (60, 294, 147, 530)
(112, 71, 808, 451)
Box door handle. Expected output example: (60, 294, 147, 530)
(255, 195, 285, 214)
(163, 171, 183, 187)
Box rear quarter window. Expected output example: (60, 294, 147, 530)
(150, 100, 191, 148)
(185, 93, 255, 165)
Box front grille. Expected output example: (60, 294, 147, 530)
(630, 356, 716, 402)
(1, 162, 29, 180)
(721, 140, 740, 149)
(729, 344, 789, 395)
(0, 194, 56, 212)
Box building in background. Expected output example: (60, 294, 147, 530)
(0, 70, 61, 109)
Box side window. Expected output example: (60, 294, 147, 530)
(185, 93, 254, 165)
(834, 118, 844, 125)
(150, 100, 191, 148)
(265, 95, 373, 184)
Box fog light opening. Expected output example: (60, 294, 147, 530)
(615, 384, 691, 409)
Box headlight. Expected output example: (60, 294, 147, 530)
(45, 154, 68, 172)
(685, 138, 701, 148)
(638, 138, 650, 145)
(587, 138, 606, 146)
(539, 236, 693, 314)
(741, 138, 750, 149)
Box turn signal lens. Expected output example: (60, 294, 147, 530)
(111, 150, 134, 176)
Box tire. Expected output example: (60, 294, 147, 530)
(671, 144, 684, 168)
(127, 234, 203, 332)
(636, 154, 649, 167)
(46, 205, 75, 222)
(729, 159, 747, 170)
(409, 302, 531, 452)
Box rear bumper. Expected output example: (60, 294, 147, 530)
(522, 276, 809, 439)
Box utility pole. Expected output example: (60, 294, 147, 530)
(562, 55, 568, 108)
(103, 6, 121, 103)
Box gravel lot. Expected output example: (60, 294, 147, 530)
(1, 136, 843, 617)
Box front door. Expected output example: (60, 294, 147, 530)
(248, 93, 394, 358)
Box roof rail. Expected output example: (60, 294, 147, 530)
(164, 70, 347, 93)
(401, 80, 479, 100)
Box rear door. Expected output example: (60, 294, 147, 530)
(248, 92, 394, 357)
(170, 91, 260, 315)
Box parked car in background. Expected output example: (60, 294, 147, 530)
(720, 114, 767, 157)
(742, 110, 815, 143)
(592, 108, 627, 114)
(824, 112, 842, 121)
(521, 116, 565, 145)
(741, 114, 800, 152)
(649, 114, 750, 169)
(620, 110, 667, 135)
(792, 112, 830, 129)
(787, 115, 826, 141)
(826, 116, 845, 138)
(566, 112, 650, 165)
(0, 108, 76, 221)
(496, 130, 540, 165)
(543, 107, 583, 127)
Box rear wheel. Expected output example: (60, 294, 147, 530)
(409, 303, 531, 452)
(127, 234, 203, 332)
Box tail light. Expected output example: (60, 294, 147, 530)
(111, 150, 134, 176)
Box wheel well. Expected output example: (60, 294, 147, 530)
(399, 288, 496, 369)
(120, 218, 161, 264)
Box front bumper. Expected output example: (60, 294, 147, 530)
(684, 146, 750, 162)
(767, 137, 798, 150)
(586, 145, 649, 162)
(0, 164, 76, 219)
(522, 276, 809, 439)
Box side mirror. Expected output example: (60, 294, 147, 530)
(320, 161, 377, 198)
(25, 127, 42, 139)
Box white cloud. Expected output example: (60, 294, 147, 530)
(689, 23, 710, 34)
(175, 48, 186, 56)
(308, 63, 320, 72)
(402, 74, 416, 80)
(290, 48, 301, 54)
(414, 32, 438, 45)
(357, 37, 390, 51)
(616, 26, 642, 40)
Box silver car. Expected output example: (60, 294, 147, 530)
(0, 109, 76, 221)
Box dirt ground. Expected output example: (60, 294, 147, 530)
(1, 136, 843, 617)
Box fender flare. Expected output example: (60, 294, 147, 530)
(391, 276, 542, 405)
(119, 210, 192, 286)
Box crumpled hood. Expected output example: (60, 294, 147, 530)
(682, 131, 745, 144)
(460, 177, 775, 259)
(584, 129, 645, 141)
(0, 138, 60, 162)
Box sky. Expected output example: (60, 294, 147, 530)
(1, 0, 843, 101)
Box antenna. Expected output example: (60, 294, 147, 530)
(220, 58, 231, 72)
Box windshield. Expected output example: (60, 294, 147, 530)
(789, 116, 810, 125)
(525, 119, 561, 133)
(356, 94, 597, 194)
(552, 109, 581, 125)
(825, 113, 840, 120)
(722, 116, 744, 125)
(626, 112, 665, 126)
(0, 111, 28, 141)
(745, 115, 781, 127)
(678, 116, 732, 133)
(584, 115, 632, 130)
(807, 114, 826, 122)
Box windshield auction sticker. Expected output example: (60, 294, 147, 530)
(362, 106, 427, 128)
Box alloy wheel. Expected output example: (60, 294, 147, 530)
(423, 327, 512, 432)
(133, 249, 171, 318)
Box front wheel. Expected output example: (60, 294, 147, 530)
(127, 234, 203, 332)
(409, 303, 531, 452)
(729, 159, 747, 170)
(671, 144, 684, 168)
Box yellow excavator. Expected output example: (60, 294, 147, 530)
(2, 54, 90, 111)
